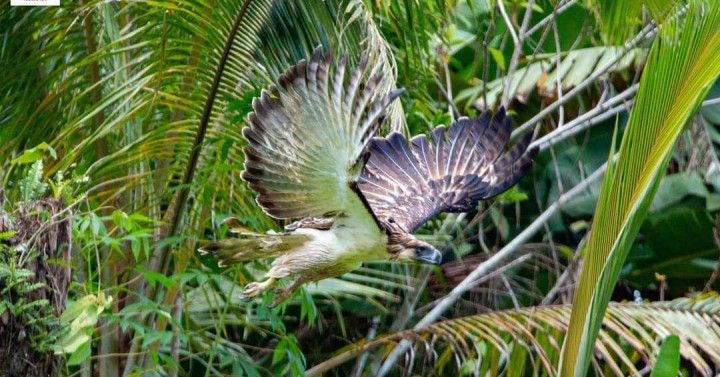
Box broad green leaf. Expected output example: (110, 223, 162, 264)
(497, 186, 529, 203)
(140, 330, 174, 349)
(488, 47, 506, 70)
(649, 171, 709, 212)
(66, 341, 91, 366)
(55, 293, 113, 355)
(56, 328, 93, 356)
(624, 207, 716, 295)
(560, 1, 720, 376)
(11, 142, 56, 165)
(135, 265, 176, 289)
(234, 358, 262, 377)
(59, 294, 99, 324)
(649, 335, 680, 377)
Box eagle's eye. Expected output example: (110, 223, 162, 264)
(394, 244, 442, 265)
(413, 245, 442, 265)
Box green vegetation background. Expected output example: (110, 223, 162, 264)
(1, 0, 720, 375)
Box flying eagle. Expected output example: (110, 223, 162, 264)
(201, 49, 537, 304)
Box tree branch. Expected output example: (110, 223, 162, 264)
(510, 22, 656, 140)
(531, 84, 638, 151)
(501, 0, 536, 107)
(703, 97, 720, 107)
(523, 0, 578, 38)
(497, 0, 520, 47)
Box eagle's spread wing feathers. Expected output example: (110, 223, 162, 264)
(358, 109, 537, 233)
(242, 48, 403, 219)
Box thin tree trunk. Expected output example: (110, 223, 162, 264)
(99, 262, 120, 377)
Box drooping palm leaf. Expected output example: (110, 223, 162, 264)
(456, 46, 645, 110)
(560, 1, 720, 375)
(308, 293, 720, 376)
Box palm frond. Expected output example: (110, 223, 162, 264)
(585, 0, 679, 45)
(310, 293, 720, 376)
(184, 274, 402, 317)
(0, 0, 402, 222)
(1, 1, 410, 371)
(561, 1, 720, 375)
(585, 0, 644, 45)
(456, 46, 645, 110)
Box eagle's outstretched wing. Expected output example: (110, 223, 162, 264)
(358, 108, 537, 233)
(242, 48, 403, 219)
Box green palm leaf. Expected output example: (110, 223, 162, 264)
(0, 0, 401, 217)
(456, 46, 645, 110)
(586, 0, 678, 44)
(560, 1, 720, 375)
(309, 293, 720, 376)
(1, 1, 407, 371)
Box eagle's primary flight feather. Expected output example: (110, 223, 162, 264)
(242, 49, 403, 220)
(359, 109, 537, 233)
(200, 48, 537, 303)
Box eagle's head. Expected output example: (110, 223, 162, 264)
(388, 232, 442, 265)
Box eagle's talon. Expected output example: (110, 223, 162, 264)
(241, 278, 276, 300)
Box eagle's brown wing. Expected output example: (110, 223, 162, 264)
(242, 47, 403, 220)
(358, 108, 537, 233)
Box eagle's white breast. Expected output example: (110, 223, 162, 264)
(267, 196, 388, 281)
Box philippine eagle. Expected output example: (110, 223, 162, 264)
(200, 49, 537, 304)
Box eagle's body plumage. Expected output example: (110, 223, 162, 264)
(200, 48, 537, 303)
(267, 214, 388, 282)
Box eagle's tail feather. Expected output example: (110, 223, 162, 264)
(198, 233, 311, 267)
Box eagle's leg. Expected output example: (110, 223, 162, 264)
(242, 277, 277, 299)
(269, 278, 306, 308)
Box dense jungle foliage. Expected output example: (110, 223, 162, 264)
(1, 0, 720, 376)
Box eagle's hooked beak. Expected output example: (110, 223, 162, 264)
(413, 245, 442, 265)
